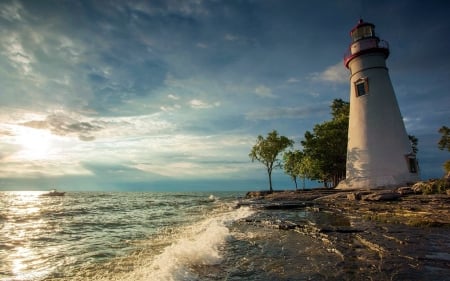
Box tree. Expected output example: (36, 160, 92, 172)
(330, 98, 350, 120)
(301, 99, 349, 187)
(297, 155, 320, 190)
(283, 150, 304, 190)
(438, 126, 450, 151)
(408, 135, 419, 154)
(249, 130, 294, 192)
(438, 126, 450, 175)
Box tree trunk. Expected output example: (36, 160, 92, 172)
(294, 177, 298, 191)
(268, 171, 273, 193)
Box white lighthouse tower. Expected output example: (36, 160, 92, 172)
(337, 19, 419, 189)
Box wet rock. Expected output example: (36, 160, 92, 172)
(362, 191, 401, 201)
(277, 220, 299, 230)
(260, 201, 310, 210)
(412, 182, 426, 193)
(246, 189, 340, 201)
(319, 227, 362, 234)
(396, 186, 414, 195)
(245, 191, 272, 198)
(346, 191, 371, 201)
(237, 188, 450, 280)
(347, 192, 362, 201)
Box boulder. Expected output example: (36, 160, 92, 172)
(396, 186, 414, 195)
(412, 182, 427, 194)
(347, 192, 362, 201)
(245, 191, 271, 198)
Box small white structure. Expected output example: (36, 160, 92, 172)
(337, 19, 419, 189)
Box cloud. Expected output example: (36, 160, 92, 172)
(254, 85, 276, 98)
(126, 0, 209, 17)
(134, 161, 249, 178)
(160, 104, 181, 112)
(21, 113, 103, 141)
(403, 116, 423, 131)
(309, 61, 349, 84)
(189, 99, 220, 109)
(196, 42, 208, 48)
(2, 34, 34, 75)
(224, 33, 239, 41)
(0, 1, 24, 22)
(168, 94, 180, 100)
(245, 106, 327, 121)
(287, 77, 300, 83)
(0, 129, 13, 137)
(130, 134, 256, 178)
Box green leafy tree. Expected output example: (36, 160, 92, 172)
(438, 126, 450, 175)
(250, 130, 294, 192)
(298, 155, 320, 190)
(408, 135, 419, 154)
(330, 98, 350, 120)
(301, 99, 349, 187)
(283, 150, 304, 190)
(438, 126, 450, 151)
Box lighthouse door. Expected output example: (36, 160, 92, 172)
(406, 155, 418, 173)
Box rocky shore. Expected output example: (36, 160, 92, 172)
(242, 183, 450, 227)
(236, 184, 450, 280)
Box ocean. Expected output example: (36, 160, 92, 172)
(0, 191, 256, 281)
(1, 191, 449, 281)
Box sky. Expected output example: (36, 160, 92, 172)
(0, 0, 449, 191)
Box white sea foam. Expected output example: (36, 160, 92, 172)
(108, 206, 254, 281)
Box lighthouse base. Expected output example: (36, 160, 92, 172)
(336, 174, 419, 190)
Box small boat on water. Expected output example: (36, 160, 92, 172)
(41, 189, 66, 196)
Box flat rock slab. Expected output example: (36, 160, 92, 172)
(238, 188, 450, 280)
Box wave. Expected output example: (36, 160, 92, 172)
(97, 205, 254, 281)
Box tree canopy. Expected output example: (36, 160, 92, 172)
(408, 135, 419, 154)
(300, 99, 349, 187)
(283, 150, 304, 190)
(438, 126, 450, 152)
(249, 130, 294, 192)
(438, 125, 450, 174)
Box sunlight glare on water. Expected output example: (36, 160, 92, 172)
(1, 191, 56, 280)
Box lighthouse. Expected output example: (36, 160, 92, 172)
(337, 19, 419, 189)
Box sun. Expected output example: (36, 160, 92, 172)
(15, 127, 53, 160)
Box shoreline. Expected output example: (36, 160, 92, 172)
(235, 187, 450, 279)
(242, 186, 450, 227)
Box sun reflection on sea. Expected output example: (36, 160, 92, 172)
(8, 191, 43, 215)
(1, 191, 54, 280)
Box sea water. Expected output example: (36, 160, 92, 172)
(0, 191, 253, 281)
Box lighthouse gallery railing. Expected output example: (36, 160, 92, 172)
(344, 39, 389, 66)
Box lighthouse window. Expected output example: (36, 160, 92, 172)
(355, 78, 369, 97)
(352, 25, 374, 42)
